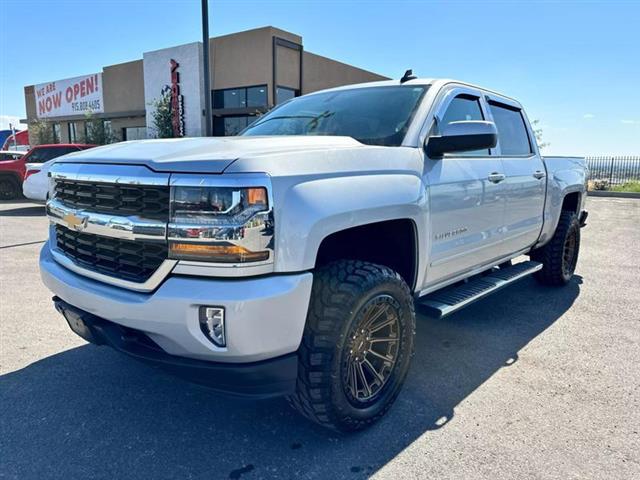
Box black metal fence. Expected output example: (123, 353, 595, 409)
(586, 156, 640, 186)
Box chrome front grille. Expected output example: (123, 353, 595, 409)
(54, 179, 170, 220)
(47, 163, 173, 290)
(55, 224, 167, 283)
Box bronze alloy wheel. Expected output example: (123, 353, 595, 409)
(341, 294, 401, 405)
(288, 260, 415, 431)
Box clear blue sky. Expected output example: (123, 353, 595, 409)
(1, 0, 638, 155)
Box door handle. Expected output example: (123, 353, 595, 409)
(488, 172, 506, 183)
(533, 170, 546, 179)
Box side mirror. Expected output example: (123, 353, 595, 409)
(426, 120, 497, 157)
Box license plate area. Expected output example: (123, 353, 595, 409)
(57, 303, 100, 344)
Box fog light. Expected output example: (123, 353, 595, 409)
(199, 306, 225, 347)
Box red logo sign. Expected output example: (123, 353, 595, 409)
(169, 59, 185, 137)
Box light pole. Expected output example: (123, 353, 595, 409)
(202, 0, 212, 136)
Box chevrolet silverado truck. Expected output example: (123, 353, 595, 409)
(40, 77, 588, 431)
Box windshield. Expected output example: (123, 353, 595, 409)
(242, 85, 427, 146)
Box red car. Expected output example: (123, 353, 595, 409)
(0, 143, 96, 200)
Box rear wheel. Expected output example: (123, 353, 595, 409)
(531, 210, 581, 286)
(0, 176, 20, 200)
(288, 260, 415, 432)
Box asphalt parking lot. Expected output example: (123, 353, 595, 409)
(1, 197, 638, 480)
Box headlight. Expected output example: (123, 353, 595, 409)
(168, 176, 273, 264)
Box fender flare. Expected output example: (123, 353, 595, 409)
(273, 173, 428, 273)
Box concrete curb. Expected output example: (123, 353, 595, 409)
(588, 191, 640, 199)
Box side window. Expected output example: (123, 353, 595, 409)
(488, 102, 532, 155)
(440, 94, 489, 156)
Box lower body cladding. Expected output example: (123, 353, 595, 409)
(40, 243, 313, 398)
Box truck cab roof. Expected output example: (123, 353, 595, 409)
(310, 78, 523, 109)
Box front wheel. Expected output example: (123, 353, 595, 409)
(288, 260, 415, 432)
(530, 210, 581, 286)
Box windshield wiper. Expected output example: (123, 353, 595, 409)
(250, 111, 335, 131)
(306, 110, 333, 131)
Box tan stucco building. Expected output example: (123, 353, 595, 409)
(23, 26, 387, 145)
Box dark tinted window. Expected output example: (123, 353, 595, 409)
(0, 152, 23, 161)
(223, 89, 245, 108)
(488, 102, 532, 155)
(23, 147, 78, 164)
(213, 116, 251, 136)
(213, 85, 268, 109)
(52, 123, 61, 143)
(213, 88, 245, 109)
(247, 86, 267, 108)
(276, 86, 297, 105)
(441, 94, 488, 156)
(242, 86, 427, 147)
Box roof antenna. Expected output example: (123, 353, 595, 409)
(400, 69, 417, 83)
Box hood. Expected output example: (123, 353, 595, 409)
(54, 136, 365, 173)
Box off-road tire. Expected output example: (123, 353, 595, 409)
(0, 176, 20, 200)
(288, 260, 415, 432)
(530, 210, 581, 286)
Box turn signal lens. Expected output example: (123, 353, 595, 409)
(247, 187, 267, 206)
(169, 242, 269, 263)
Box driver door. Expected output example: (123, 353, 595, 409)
(422, 87, 506, 288)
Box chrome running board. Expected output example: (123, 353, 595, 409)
(416, 261, 543, 319)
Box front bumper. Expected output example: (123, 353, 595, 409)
(54, 297, 298, 398)
(40, 242, 313, 363)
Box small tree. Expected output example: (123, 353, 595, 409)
(150, 90, 174, 138)
(531, 119, 549, 151)
(29, 118, 55, 145)
(84, 112, 116, 145)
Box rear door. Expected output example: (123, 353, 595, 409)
(485, 98, 545, 252)
(422, 86, 506, 287)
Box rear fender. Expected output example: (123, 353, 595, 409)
(535, 158, 587, 248)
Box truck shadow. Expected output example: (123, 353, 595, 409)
(0, 205, 46, 217)
(0, 276, 581, 480)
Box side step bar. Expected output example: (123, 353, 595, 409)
(416, 261, 543, 319)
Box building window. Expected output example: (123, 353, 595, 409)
(214, 88, 245, 109)
(247, 86, 267, 108)
(123, 126, 147, 141)
(68, 122, 83, 143)
(213, 115, 259, 136)
(213, 85, 268, 109)
(52, 123, 61, 143)
(276, 86, 298, 105)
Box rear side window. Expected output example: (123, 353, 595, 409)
(0, 153, 22, 161)
(488, 102, 532, 155)
(440, 94, 489, 156)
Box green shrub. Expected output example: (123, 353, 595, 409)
(611, 181, 640, 193)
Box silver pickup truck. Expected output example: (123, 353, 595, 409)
(40, 77, 588, 431)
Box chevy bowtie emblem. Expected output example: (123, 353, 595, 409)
(63, 212, 88, 232)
